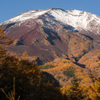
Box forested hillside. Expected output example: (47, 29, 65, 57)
(0, 27, 100, 100)
(0, 28, 67, 100)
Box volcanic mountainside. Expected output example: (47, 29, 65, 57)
(0, 8, 100, 64)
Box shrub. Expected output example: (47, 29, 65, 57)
(63, 68, 75, 77)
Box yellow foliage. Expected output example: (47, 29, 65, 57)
(43, 39, 50, 45)
(41, 58, 92, 86)
(22, 51, 29, 59)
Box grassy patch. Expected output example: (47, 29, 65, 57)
(40, 64, 55, 69)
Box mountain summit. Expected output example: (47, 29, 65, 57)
(0, 8, 100, 64)
(1, 8, 100, 34)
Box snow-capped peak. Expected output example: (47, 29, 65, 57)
(67, 9, 85, 15)
(47, 9, 88, 29)
(1, 8, 100, 34)
(46, 8, 100, 34)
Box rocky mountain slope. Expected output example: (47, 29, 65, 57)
(0, 8, 100, 64)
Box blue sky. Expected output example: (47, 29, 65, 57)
(0, 0, 100, 23)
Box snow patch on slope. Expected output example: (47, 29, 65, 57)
(0, 9, 51, 25)
(47, 9, 100, 32)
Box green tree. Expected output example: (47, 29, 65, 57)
(68, 77, 85, 100)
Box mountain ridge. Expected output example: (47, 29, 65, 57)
(0, 8, 100, 64)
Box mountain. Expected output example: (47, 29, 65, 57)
(1, 8, 100, 34)
(0, 8, 100, 64)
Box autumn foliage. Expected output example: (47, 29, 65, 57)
(1, 28, 100, 100)
(0, 28, 67, 100)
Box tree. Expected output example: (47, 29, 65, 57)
(0, 54, 67, 100)
(68, 77, 85, 100)
(0, 28, 67, 100)
(1, 77, 20, 100)
(95, 78, 100, 100)
(88, 69, 100, 100)
(0, 28, 13, 58)
(22, 51, 29, 59)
